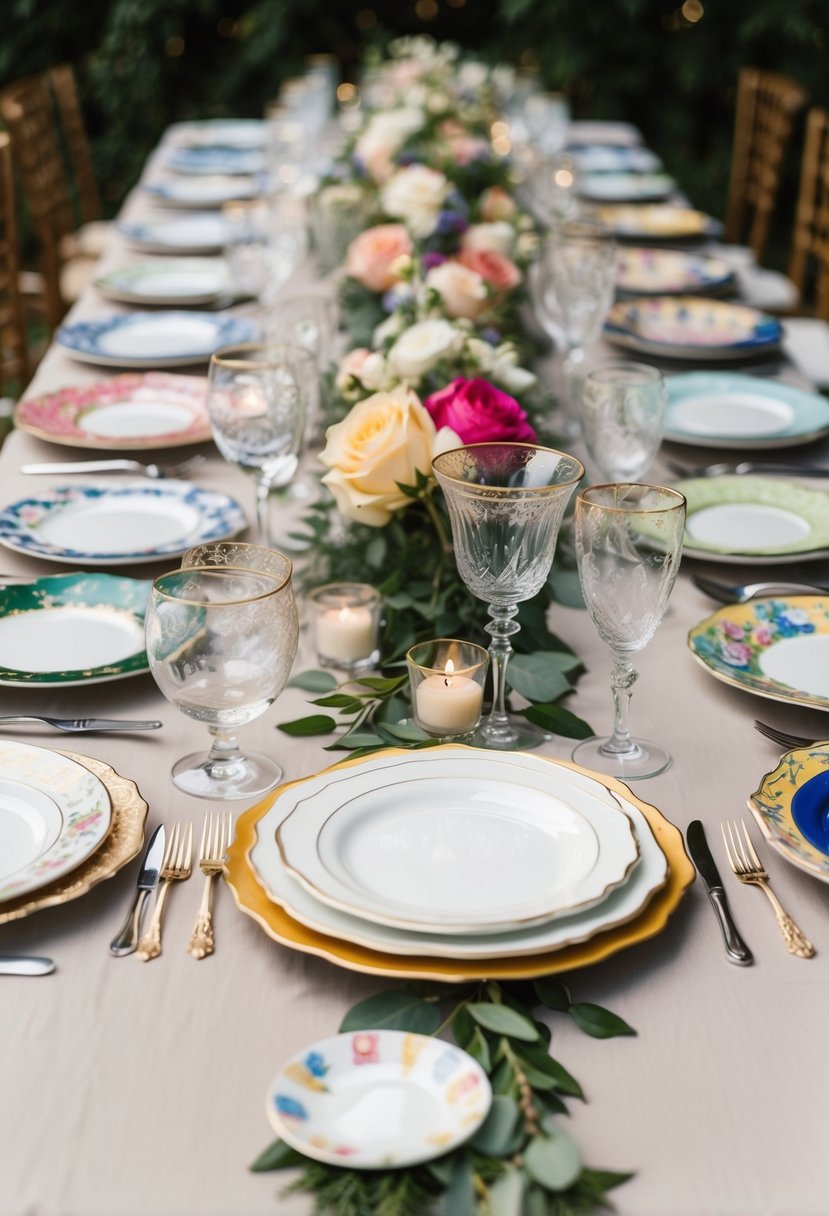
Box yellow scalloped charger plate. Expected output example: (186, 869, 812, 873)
(225, 746, 694, 981)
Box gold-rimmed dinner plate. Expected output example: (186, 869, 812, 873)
(225, 746, 694, 982)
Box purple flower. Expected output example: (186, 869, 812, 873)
(436, 209, 469, 236)
(481, 326, 501, 345)
(422, 251, 448, 273)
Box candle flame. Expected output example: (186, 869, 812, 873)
(338, 606, 351, 621)
(444, 658, 455, 688)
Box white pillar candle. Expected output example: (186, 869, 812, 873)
(316, 605, 375, 661)
(416, 660, 483, 735)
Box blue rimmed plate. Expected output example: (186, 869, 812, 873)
(168, 119, 268, 149)
(56, 311, 258, 368)
(119, 214, 228, 255)
(578, 171, 675, 203)
(0, 482, 247, 566)
(616, 248, 735, 298)
(144, 175, 261, 209)
(750, 745, 829, 882)
(665, 372, 829, 449)
(605, 296, 782, 360)
(164, 145, 265, 176)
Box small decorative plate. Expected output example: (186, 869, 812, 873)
(14, 372, 211, 450)
(164, 145, 265, 176)
(0, 482, 246, 566)
(750, 745, 829, 882)
(119, 215, 227, 255)
(168, 118, 268, 149)
(267, 1030, 491, 1168)
(56, 312, 258, 368)
(0, 740, 111, 901)
(571, 146, 662, 173)
(675, 476, 829, 562)
(597, 205, 719, 240)
(665, 373, 829, 449)
(94, 259, 233, 307)
(579, 171, 674, 203)
(688, 596, 829, 710)
(605, 297, 782, 360)
(0, 573, 151, 686)
(144, 175, 260, 209)
(616, 248, 735, 297)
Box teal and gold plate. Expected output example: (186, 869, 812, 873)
(0, 573, 151, 687)
(750, 745, 829, 882)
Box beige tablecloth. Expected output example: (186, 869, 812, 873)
(2, 138, 829, 1216)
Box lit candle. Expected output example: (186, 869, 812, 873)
(315, 604, 375, 661)
(415, 659, 484, 736)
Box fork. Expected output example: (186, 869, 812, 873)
(187, 811, 232, 960)
(667, 458, 829, 479)
(136, 822, 193, 961)
(721, 819, 815, 958)
(753, 720, 826, 750)
(20, 455, 206, 479)
(0, 716, 162, 733)
(692, 574, 829, 603)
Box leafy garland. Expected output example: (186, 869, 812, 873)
(252, 978, 634, 1216)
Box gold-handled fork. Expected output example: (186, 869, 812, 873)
(136, 822, 193, 961)
(721, 819, 815, 959)
(187, 811, 231, 960)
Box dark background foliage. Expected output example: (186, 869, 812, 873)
(1, 0, 825, 263)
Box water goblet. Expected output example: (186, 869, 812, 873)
(572, 483, 686, 779)
(433, 443, 584, 751)
(580, 362, 667, 481)
(145, 556, 298, 799)
(206, 342, 317, 548)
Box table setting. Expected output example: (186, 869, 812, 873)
(3, 34, 829, 1216)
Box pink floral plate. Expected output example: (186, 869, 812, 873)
(14, 373, 211, 451)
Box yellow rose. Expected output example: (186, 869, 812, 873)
(320, 385, 458, 527)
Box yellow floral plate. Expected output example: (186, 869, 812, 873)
(749, 745, 829, 883)
(225, 746, 694, 982)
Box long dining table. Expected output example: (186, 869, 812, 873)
(2, 118, 829, 1216)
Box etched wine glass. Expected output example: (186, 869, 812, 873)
(433, 443, 584, 750)
(145, 554, 298, 799)
(580, 362, 667, 481)
(573, 483, 686, 779)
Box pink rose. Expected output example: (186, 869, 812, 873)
(456, 247, 522, 292)
(720, 620, 745, 641)
(345, 224, 413, 293)
(721, 642, 753, 667)
(424, 377, 537, 444)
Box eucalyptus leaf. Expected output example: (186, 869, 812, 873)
(327, 729, 383, 749)
(521, 702, 593, 739)
(452, 1005, 474, 1049)
(524, 1126, 582, 1191)
(310, 694, 364, 712)
(277, 714, 337, 736)
(286, 670, 338, 693)
(470, 1095, 520, 1155)
(570, 1002, 636, 1039)
(378, 721, 431, 742)
(486, 1164, 525, 1216)
(518, 1045, 584, 1100)
(339, 989, 440, 1034)
(249, 1138, 305, 1172)
(490, 1057, 515, 1097)
(374, 694, 410, 725)
(467, 1002, 539, 1042)
(444, 1153, 476, 1216)
(466, 1026, 491, 1073)
(533, 977, 571, 1012)
(548, 566, 586, 609)
(352, 675, 409, 694)
(507, 653, 571, 703)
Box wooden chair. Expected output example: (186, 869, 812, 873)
(49, 63, 101, 227)
(725, 67, 808, 262)
(789, 107, 829, 322)
(0, 131, 29, 393)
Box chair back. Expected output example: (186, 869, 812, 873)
(789, 107, 829, 322)
(725, 67, 808, 261)
(0, 131, 28, 393)
(50, 64, 101, 225)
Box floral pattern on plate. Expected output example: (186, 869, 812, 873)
(750, 745, 829, 881)
(616, 248, 734, 296)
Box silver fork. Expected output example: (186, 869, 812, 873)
(721, 819, 815, 958)
(20, 455, 206, 479)
(753, 720, 825, 750)
(0, 716, 162, 733)
(668, 458, 829, 479)
(692, 574, 829, 603)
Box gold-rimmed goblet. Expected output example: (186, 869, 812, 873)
(573, 483, 686, 779)
(432, 443, 584, 750)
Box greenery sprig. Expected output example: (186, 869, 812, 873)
(251, 979, 634, 1216)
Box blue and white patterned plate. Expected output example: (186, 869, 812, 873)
(164, 146, 265, 176)
(0, 482, 247, 566)
(666, 373, 829, 449)
(57, 312, 258, 368)
(167, 119, 268, 149)
(144, 175, 261, 209)
(605, 296, 782, 360)
(119, 214, 228, 255)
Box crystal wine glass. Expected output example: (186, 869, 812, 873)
(536, 220, 617, 440)
(573, 483, 686, 779)
(206, 342, 316, 547)
(580, 362, 667, 481)
(433, 443, 584, 750)
(145, 555, 298, 799)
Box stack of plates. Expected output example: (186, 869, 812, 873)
(0, 740, 147, 925)
(226, 746, 693, 981)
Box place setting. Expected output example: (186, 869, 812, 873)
(94, 259, 235, 307)
(56, 311, 259, 368)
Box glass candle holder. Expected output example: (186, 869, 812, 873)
(309, 583, 381, 673)
(407, 639, 489, 740)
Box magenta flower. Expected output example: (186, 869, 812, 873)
(423, 377, 537, 444)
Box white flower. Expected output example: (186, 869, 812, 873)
(381, 164, 449, 238)
(360, 352, 393, 391)
(490, 343, 538, 393)
(458, 62, 488, 90)
(387, 318, 464, 379)
(462, 222, 516, 257)
(425, 260, 489, 321)
(355, 107, 425, 182)
(373, 313, 407, 348)
(466, 337, 495, 372)
(426, 90, 450, 114)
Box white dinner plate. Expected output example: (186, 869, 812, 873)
(0, 741, 111, 901)
(267, 1031, 491, 1169)
(144, 175, 260, 209)
(664, 373, 829, 449)
(167, 119, 268, 149)
(56, 312, 258, 368)
(0, 482, 246, 566)
(578, 171, 674, 202)
(164, 146, 265, 176)
(94, 259, 233, 306)
(119, 214, 228, 255)
(250, 750, 668, 958)
(276, 751, 639, 933)
(674, 476, 829, 563)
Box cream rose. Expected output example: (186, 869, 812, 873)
(479, 186, 517, 222)
(320, 385, 458, 527)
(381, 164, 449, 238)
(355, 107, 424, 183)
(425, 260, 489, 321)
(387, 318, 464, 379)
(345, 224, 413, 292)
(461, 221, 516, 257)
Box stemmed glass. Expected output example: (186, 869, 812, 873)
(573, 483, 686, 779)
(145, 548, 298, 799)
(433, 443, 584, 750)
(580, 362, 667, 481)
(535, 220, 617, 440)
(206, 342, 316, 547)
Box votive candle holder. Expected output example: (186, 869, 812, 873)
(309, 582, 382, 673)
(406, 639, 489, 740)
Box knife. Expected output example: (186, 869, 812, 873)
(0, 956, 55, 976)
(686, 820, 753, 966)
(109, 825, 165, 957)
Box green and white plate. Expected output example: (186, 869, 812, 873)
(674, 476, 829, 564)
(94, 259, 233, 307)
(0, 573, 151, 686)
(688, 596, 829, 711)
(665, 373, 829, 449)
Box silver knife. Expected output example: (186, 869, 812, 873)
(109, 824, 166, 957)
(686, 820, 753, 966)
(0, 956, 55, 976)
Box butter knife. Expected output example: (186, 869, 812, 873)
(686, 820, 753, 966)
(0, 956, 55, 976)
(109, 825, 165, 957)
